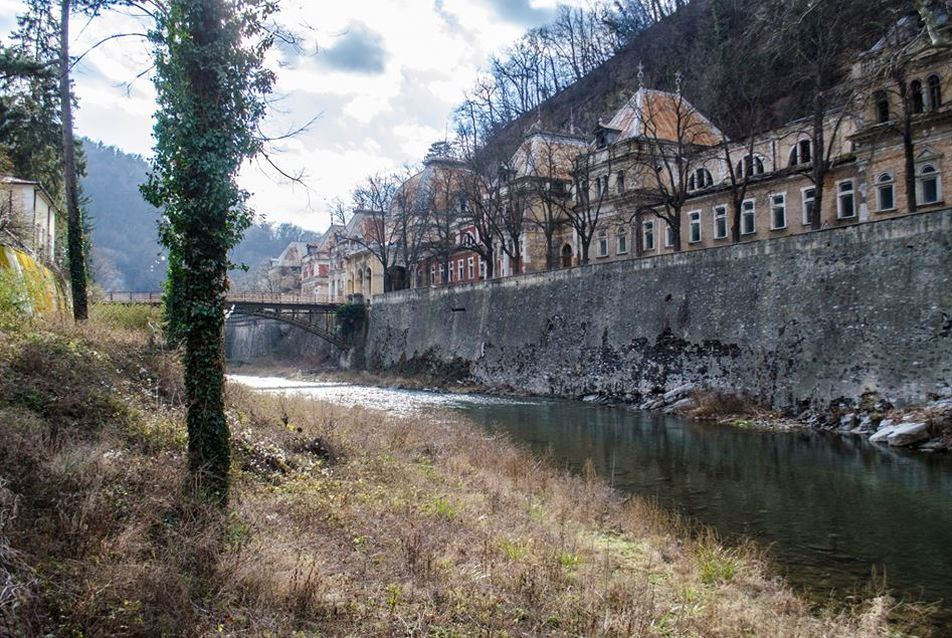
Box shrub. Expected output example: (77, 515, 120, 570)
(0, 269, 33, 331)
(335, 302, 366, 340)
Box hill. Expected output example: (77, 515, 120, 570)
(480, 0, 908, 160)
(80, 140, 319, 291)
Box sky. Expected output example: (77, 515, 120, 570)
(0, 0, 569, 232)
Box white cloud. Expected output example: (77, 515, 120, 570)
(2, 0, 545, 233)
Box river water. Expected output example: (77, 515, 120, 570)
(229, 375, 952, 623)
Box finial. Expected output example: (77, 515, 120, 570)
(637, 62, 645, 90)
(569, 108, 576, 135)
(675, 70, 683, 96)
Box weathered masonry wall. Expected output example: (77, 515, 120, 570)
(365, 210, 952, 411)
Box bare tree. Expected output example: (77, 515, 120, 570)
(332, 172, 403, 293)
(456, 147, 504, 280)
(518, 133, 582, 269)
(760, 0, 881, 229)
(628, 82, 716, 251)
(567, 143, 616, 264)
(390, 165, 431, 287)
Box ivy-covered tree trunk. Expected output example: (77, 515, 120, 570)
(144, 0, 275, 504)
(58, 0, 88, 321)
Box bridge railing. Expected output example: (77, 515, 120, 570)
(226, 292, 332, 306)
(101, 291, 164, 304)
(100, 291, 338, 306)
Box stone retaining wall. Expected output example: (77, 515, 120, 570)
(365, 210, 952, 411)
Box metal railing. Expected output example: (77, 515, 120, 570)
(100, 291, 338, 306)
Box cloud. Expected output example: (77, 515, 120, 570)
(485, 0, 555, 26)
(320, 23, 387, 74)
(1, 0, 554, 234)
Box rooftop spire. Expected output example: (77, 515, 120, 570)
(675, 70, 683, 97)
(637, 62, 645, 90)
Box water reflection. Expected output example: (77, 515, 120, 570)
(229, 375, 952, 620)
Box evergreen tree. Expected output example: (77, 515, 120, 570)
(142, 0, 276, 503)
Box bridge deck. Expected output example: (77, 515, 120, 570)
(101, 291, 340, 311)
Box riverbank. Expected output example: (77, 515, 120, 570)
(0, 312, 927, 635)
(231, 361, 952, 454)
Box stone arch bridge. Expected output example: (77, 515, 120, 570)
(101, 291, 346, 349)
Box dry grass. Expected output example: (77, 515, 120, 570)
(0, 315, 923, 636)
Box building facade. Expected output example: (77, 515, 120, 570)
(0, 175, 60, 263)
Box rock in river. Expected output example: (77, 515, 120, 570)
(886, 422, 930, 447)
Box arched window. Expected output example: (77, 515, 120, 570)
(876, 172, 895, 211)
(917, 163, 941, 205)
(789, 139, 813, 166)
(874, 90, 889, 123)
(688, 167, 713, 191)
(928, 74, 942, 111)
(561, 243, 573, 268)
(911, 80, 925, 113)
(736, 154, 765, 178)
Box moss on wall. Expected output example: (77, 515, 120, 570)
(0, 246, 70, 317)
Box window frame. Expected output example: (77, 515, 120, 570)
(876, 172, 896, 212)
(713, 204, 728, 239)
(642, 219, 655, 252)
(736, 154, 766, 179)
(801, 186, 816, 225)
(740, 198, 756, 235)
(769, 192, 787, 230)
(617, 171, 626, 195)
(917, 163, 942, 205)
(688, 210, 702, 243)
(874, 90, 890, 123)
(616, 229, 628, 255)
(836, 178, 857, 219)
(664, 222, 675, 248)
(789, 139, 813, 167)
(597, 230, 609, 257)
(911, 79, 925, 114)
(467, 256, 475, 279)
(927, 74, 942, 111)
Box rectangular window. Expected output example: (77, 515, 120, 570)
(802, 187, 816, 225)
(617, 171, 626, 194)
(642, 220, 655, 251)
(877, 178, 895, 211)
(598, 234, 608, 257)
(741, 199, 756, 235)
(467, 256, 475, 279)
(837, 180, 856, 219)
(617, 231, 628, 254)
(479, 260, 487, 278)
(917, 164, 941, 204)
(440, 264, 447, 283)
(689, 210, 702, 243)
(457, 259, 464, 281)
(713, 205, 728, 239)
(664, 223, 675, 247)
(770, 193, 786, 229)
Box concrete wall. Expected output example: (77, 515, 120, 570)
(225, 316, 337, 368)
(365, 210, 952, 411)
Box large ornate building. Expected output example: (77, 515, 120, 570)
(279, 10, 949, 304)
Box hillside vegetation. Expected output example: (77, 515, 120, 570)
(0, 305, 925, 635)
(476, 0, 910, 160)
(81, 140, 320, 292)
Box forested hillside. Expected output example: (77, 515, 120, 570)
(81, 140, 319, 291)
(466, 0, 913, 159)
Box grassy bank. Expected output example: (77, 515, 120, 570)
(0, 309, 917, 636)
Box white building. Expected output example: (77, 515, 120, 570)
(0, 175, 60, 262)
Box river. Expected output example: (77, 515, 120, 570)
(229, 374, 952, 625)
